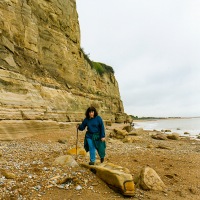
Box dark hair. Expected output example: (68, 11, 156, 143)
(85, 106, 98, 119)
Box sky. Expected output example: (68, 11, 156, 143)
(76, 0, 200, 117)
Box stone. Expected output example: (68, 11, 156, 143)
(151, 133, 168, 140)
(67, 147, 87, 156)
(0, 169, 16, 179)
(137, 167, 166, 191)
(58, 139, 67, 144)
(114, 128, 128, 138)
(81, 162, 135, 196)
(122, 125, 133, 133)
(75, 185, 82, 191)
(54, 155, 79, 167)
(167, 133, 180, 140)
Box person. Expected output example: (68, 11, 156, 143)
(77, 106, 106, 165)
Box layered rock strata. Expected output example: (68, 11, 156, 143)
(0, 0, 125, 139)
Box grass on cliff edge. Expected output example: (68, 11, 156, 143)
(80, 48, 114, 76)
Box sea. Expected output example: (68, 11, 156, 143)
(133, 117, 200, 139)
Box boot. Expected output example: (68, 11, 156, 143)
(89, 161, 95, 165)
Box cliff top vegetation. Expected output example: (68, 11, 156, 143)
(80, 48, 114, 76)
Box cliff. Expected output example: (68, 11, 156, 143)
(0, 0, 125, 140)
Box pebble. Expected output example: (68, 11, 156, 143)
(75, 185, 82, 191)
(91, 182, 99, 186)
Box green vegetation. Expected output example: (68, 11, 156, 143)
(80, 48, 114, 75)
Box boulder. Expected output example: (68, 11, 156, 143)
(122, 125, 133, 133)
(151, 133, 167, 140)
(114, 128, 128, 137)
(167, 133, 180, 140)
(54, 155, 79, 167)
(137, 167, 166, 191)
(81, 162, 135, 196)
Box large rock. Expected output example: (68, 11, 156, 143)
(137, 167, 166, 191)
(151, 133, 168, 140)
(81, 162, 135, 196)
(167, 133, 180, 140)
(0, 0, 125, 140)
(54, 155, 79, 167)
(122, 125, 133, 133)
(114, 128, 128, 139)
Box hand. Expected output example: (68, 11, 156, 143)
(101, 137, 105, 141)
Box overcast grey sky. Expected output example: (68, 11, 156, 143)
(76, 0, 200, 117)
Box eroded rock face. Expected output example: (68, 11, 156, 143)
(0, 0, 125, 139)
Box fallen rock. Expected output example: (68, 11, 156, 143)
(151, 133, 167, 140)
(167, 133, 180, 140)
(67, 147, 87, 156)
(122, 125, 133, 133)
(81, 162, 135, 196)
(54, 155, 79, 167)
(0, 169, 16, 179)
(114, 128, 128, 139)
(137, 167, 166, 191)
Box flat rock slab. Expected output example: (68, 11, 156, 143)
(81, 162, 135, 196)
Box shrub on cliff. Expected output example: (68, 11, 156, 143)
(80, 48, 114, 75)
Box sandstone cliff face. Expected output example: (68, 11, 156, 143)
(0, 0, 125, 140)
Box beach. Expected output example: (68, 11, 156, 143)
(133, 118, 200, 138)
(1, 123, 200, 199)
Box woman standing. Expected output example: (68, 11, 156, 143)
(78, 106, 106, 165)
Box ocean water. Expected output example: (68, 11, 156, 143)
(133, 118, 200, 138)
